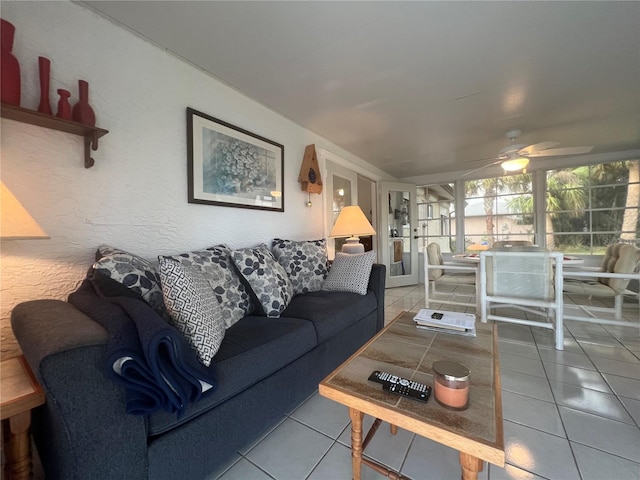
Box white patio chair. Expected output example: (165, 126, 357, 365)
(425, 243, 477, 310)
(491, 240, 534, 248)
(563, 243, 640, 328)
(479, 250, 564, 350)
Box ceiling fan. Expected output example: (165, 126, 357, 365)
(464, 130, 594, 175)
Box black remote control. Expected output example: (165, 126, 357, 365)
(368, 370, 432, 403)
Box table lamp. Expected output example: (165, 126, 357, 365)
(330, 205, 376, 254)
(1, 182, 49, 240)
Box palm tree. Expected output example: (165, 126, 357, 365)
(544, 170, 586, 249)
(465, 178, 499, 243)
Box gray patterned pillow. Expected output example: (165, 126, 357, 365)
(271, 238, 328, 295)
(322, 251, 376, 295)
(158, 258, 225, 367)
(231, 244, 294, 317)
(93, 245, 165, 313)
(164, 246, 253, 329)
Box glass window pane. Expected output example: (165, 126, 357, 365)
(417, 183, 455, 253)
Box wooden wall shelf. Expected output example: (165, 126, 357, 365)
(1, 103, 109, 168)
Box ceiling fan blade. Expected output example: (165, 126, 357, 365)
(518, 142, 560, 155)
(528, 146, 594, 157)
(461, 159, 502, 177)
(463, 155, 500, 165)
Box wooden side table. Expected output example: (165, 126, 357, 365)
(1, 356, 45, 480)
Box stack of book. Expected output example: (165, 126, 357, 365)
(413, 309, 476, 336)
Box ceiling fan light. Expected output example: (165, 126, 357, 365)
(501, 157, 529, 172)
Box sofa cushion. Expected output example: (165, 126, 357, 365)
(164, 246, 253, 328)
(271, 238, 328, 294)
(158, 258, 225, 367)
(147, 314, 316, 435)
(282, 290, 377, 343)
(231, 244, 294, 317)
(92, 245, 165, 314)
(322, 251, 376, 295)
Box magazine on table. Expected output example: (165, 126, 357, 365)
(413, 309, 476, 336)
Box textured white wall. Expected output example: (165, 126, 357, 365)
(0, 1, 386, 357)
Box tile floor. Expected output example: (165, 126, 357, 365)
(211, 284, 640, 480)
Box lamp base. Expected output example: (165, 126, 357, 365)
(341, 237, 365, 254)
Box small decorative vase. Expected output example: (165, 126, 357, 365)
(72, 79, 95, 126)
(56, 89, 71, 120)
(37, 56, 52, 115)
(1, 18, 21, 106)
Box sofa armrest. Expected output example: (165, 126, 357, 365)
(11, 300, 149, 480)
(368, 264, 386, 331)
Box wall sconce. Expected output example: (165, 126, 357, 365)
(1, 182, 49, 240)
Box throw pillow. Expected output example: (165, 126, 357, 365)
(92, 245, 165, 313)
(271, 238, 328, 295)
(164, 246, 253, 329)
(158, 258, 225, 367)
(322, 251, 376, 295)
(231, 244, 294, 317)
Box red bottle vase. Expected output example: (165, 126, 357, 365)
(1, 18, 21, 106)
(37, 56, 52, 115)
(72, 79, 95, 126)
(56, 89, 71, 120)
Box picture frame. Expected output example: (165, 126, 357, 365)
(187, 107, 284, 212)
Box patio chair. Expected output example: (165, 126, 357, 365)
(479, 250, 564, 350)
(491, 240, 534, 248)
(425, 243, 477, 310)
(563, 243, 640, 328)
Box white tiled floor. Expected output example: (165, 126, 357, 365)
(213, 284, 640, 480)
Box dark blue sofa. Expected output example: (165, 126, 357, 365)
(11, 264, 385, 480)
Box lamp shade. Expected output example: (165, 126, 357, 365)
(330, 205, 376, 238)
(501, 157, 529, 172)
(1, 182, 49, 240)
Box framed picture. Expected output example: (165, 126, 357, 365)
(187, 107, 284, 212)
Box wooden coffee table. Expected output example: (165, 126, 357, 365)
(319, 311, 504, 480)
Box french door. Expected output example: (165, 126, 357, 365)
(380, 182, 419, 288)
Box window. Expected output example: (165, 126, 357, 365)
(464, 174, 535, 249)
(419, 158, 639, 256)
(417, 184, 455, 252)
(546, 160, 639, 254)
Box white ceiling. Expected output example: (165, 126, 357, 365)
(84, 1, 640, 180)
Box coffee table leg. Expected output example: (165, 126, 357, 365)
(459, 452, 484, 480)
(349, 408, 364, 480)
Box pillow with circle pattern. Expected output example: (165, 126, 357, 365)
(271, 238, 328, 295)
(231, 244, 294, 317)
(92, 245, 165, 314)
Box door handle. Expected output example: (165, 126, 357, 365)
(413, 236, 419, 239)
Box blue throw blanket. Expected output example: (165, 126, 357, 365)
(69, 280, 217, 417)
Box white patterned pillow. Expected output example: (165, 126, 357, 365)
(163, 246, 252, 328)
(322, 251, 376, 295)
(158, 258, 225, 367)
(271, 238, 328, 294)
(231, 244, 294, 317)
(93, 245, 165, 313)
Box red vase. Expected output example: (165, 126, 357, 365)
(56, 89, 71, 120)
(1, 18, 21, 106)
(37, 56, 52, 115)
(72, 79, 95, 126)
